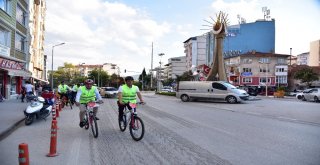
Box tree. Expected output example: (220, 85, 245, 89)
(139, 68, 148, 90)
(162, 78, 174, 86)
(294, 68, 319, 87)
(88, 69, 110, 87)
(176, 71, 193, 82)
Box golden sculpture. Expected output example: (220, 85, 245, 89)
(206, 11, 228, 81)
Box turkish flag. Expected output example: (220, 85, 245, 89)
(203, 65, 211, 74)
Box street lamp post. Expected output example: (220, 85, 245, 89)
(51, 42, 65, 91)
(158, 53, 165, 92)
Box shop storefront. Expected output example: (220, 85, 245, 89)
(0, 57, 31, 99)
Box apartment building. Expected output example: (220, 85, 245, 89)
(296, 52, 309, 65)
(0, 0, 33, 99)
(163, 56, 187, 79)
(309, 39, 320, 66)
(183, 36, 206, 71)
(27, 0, 46, 83)
(224, 52, 289, 88)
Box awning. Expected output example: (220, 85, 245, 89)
(31, 76, 49, 83)
(1, 68, 32, 78)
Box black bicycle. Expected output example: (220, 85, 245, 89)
(119, 102, 145, 141)
(83, 102, 99, 138)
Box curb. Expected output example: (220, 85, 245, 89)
(0, 118, 25, 141)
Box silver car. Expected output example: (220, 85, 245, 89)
(303, 88, 320, 102)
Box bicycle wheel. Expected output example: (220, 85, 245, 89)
(84, 114, 89, 130)
(129, 116, 144, 141)
(119, 114, 127, 132)
(90, 115, 99, 138)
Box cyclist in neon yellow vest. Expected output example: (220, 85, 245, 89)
(58, 81, 71, 100)
(71, 83, 80, 105)
(117, 76, 144, 122)
(75, 79, 103, 128)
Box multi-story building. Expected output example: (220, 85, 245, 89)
(27, 0, 46, 83)
(163, 56, 186, 79)
(76, 64, 103, 77)
(0, 0, 32, 99)
(224, 52, 289, 89)
(296, 52, 309, 65)
(183, 35, 206, 71)
(102, 63, 120, 76)
(309, 39, 320, 66)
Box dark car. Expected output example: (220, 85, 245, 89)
(258, 90, 274, 96)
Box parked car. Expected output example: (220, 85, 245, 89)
(99, 87, 118, 98)
(296, 89, 313, 100)
(161, 86, 174, 92)
(302, 88, 320, 102)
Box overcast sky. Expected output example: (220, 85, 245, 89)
(45, 0, 320, 75)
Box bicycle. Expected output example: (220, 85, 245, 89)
(119, 102, 145, 141)
(83, 101, 99, 138)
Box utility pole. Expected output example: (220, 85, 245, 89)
(150, 42, 153, 89)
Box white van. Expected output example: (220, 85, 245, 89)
(176, 81, 249, 103)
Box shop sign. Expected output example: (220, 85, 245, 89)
(0, 57, 24, 70)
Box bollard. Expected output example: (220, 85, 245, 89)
(18, 143, 29, 165)
(51, 106, 56, 120)
(47, 120, 58, 157)
(55, 103, 60, 118)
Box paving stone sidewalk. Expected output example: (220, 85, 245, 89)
(0, 99, 28, 140)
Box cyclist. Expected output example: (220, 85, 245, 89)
(117, 76, 144, 122)
(58, 81, 70, 100)
(75, 79, 103, 128)
(71, 83, 81, 104)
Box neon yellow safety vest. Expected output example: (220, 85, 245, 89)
(121, 84, 137, 103)
(73, 85, 79, 91)
(58, 84, 68, 93)
(79, 86, 97, 104)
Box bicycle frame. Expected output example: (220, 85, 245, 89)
(83, 102, 99, 138)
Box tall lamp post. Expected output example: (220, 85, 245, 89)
(51, 42, 65, 91)
(158, 53, 165, 92)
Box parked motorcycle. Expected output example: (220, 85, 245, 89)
(24, 96, 54, 125)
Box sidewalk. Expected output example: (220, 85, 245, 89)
(0, 99, 28, 140)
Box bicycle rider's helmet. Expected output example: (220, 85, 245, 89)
(84, 79, 94, 85)
(125, 76, 134, 81)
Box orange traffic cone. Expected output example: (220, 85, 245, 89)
(55, 103, 60, 118)
(18, 143, 29, 165)
(51, 106, 56, 120)
(47, 120, 58, 157)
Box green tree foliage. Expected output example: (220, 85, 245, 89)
(162, 78, 175, 86)
(294, 68, 319, 87)
(176, 70, 193, 82)
(88, 69, 110, 87)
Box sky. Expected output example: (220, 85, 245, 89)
(44, 0, 320, 76)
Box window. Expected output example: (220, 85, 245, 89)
(259, 58, 270, 63)
(212, 82, 227, 90)
(242, 58, 252, 64)
(259, 65, 270, 72)
(275, 68, 285, 72)
(16, 4, 26, 26)
(259, 77, 271, 83)
(0, 26, 10, 47)
(243, 68, 251, 72)
(277, 58, 286, 64)
(242, 78, 252, 83)
(15, 33, 25, 52)
(276, 76, 287, 84)
(0, 0, 10, 13)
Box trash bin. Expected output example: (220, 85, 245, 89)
(5, 84, 10, 100)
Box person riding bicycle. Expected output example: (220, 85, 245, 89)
(117, 76, 144, 122)
(71, 83, 81, 104)
(75, 79, 103, 128)
(58, 81, 71, 100)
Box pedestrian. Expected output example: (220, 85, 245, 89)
(25, 81, 34, 96)
(21, 86, 26, 102)
(37, 83, 43, 96)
